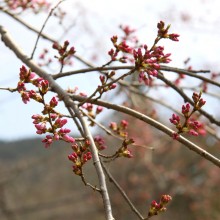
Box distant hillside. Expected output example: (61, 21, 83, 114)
(0, 138, 104, 220)
(1, 136, 219, 220)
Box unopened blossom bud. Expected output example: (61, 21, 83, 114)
(64, 40, 69, 47)
(21, 91, 30, 104)
(86, 152, 92, 160)
(55, 118, 67, 128)
(182, 103, 190, 115)
(50, 97, 58, 108)
(54, 133, 59, 140)
(169, 33, 180, 41)
(35, 123, 47, 134)
(42, 135, 53, 148)
(17, 81, 26, 92)
(169, 114, 180, 125)
(39, 80, 49, 94)
(121, 120, 128, 128)
(68, 152, 77, 162)
(160, 195, 172, 205)
(50, 113, 58, 120)
(189, 129, 198, 136)
(99, 75, 105, 84)
(110, 122, 117, 131)
(157, 21, 165, 30)
(151, 200, 160, 208)
(28, 90, 42, 102)
(69, 47, 75, 55)
(111, 35, 118, 44)
(192, 92, 200, 103)
(62, 134, 75, 143)
(96, 106, 103, 114)
(109, 71, 115, 77)
(198, 98, 206, 108)
(52, 42, 60, 50)
(109, 83, 117, 90)
(32, 114, 43, 124)
(122, 149, 133, 158)
(60, 128, 71, 133)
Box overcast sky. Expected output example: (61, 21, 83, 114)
(0, 0, 220, 141)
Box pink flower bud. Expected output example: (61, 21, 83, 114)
(39, 80, 49, 94)
(160, 195, 172, 205)
(96, 106, 103, 114)
(21, 92, 30, 104)
(62, 134, 75, 143)
(121, 120, 128, 128)
(169, 114, 180, 125)
(55, 118, 67, 128)
(188, 129, 198, 136)
(182, 103, 190, 115)
(110, 122, 117, 131)
(49, 97, 58, 108)
(169, 33, 180, 41)
(109, 83, 117, 90)
(99, 75, 105, 84)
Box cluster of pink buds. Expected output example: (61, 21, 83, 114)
(110, 119, 129, 138)
(17, 65, 48, 104)
(17, 65, 74, 147)
(94, 135, 107, 151)
(192, 91, 206, 110)
(148, 195, 172, 217)
(98, 71, 117, 95)
(170, 92, 206, 139)
(52, 40, 76, 65)
(108, 35, 133, 63)
(133, 45, 171, 85)
(38, 48, 52, 67)
(117, 138, 134, 158)
(119, 25, 138, 47)
(6, 0, 50, 13)
(32, 104, 75, 147)
(157, 21, 180, 41)
(68, 141, 92, 175)
(82, 103, 104, 126)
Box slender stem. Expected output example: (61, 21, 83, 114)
(101, 161, 144, 220)
(70, 94, 220, 168)
(0, 25, 115, 220)
(30, 0, 64, 59)
(157, 71, 220, 126)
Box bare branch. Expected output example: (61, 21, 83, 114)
(101, 161, 145, 220)
(70, 95, 220, 168)
(30, 0, 65, 59)
(0, 25, 115, 220)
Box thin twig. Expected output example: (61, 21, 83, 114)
(30, 0, 65, 59)
(0, 6, 57, 42)
(82, 110, 154, 150)
(70, 94, 220, 168)
(101, 161, 144, 220)
(157, 71, 220, 126)
(0, 25, 115, 220)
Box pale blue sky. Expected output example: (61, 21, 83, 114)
(0, 0, 220, 141)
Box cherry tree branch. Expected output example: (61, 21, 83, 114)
(101, 161, 145, 220)
(53, 65, 220, 89)
(157, 71, 220, 126)
(0, 25, 115, 220)
(30, 0, 64, 59)
(69, 94, 220, 168)
(1, 23, 219, 169)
